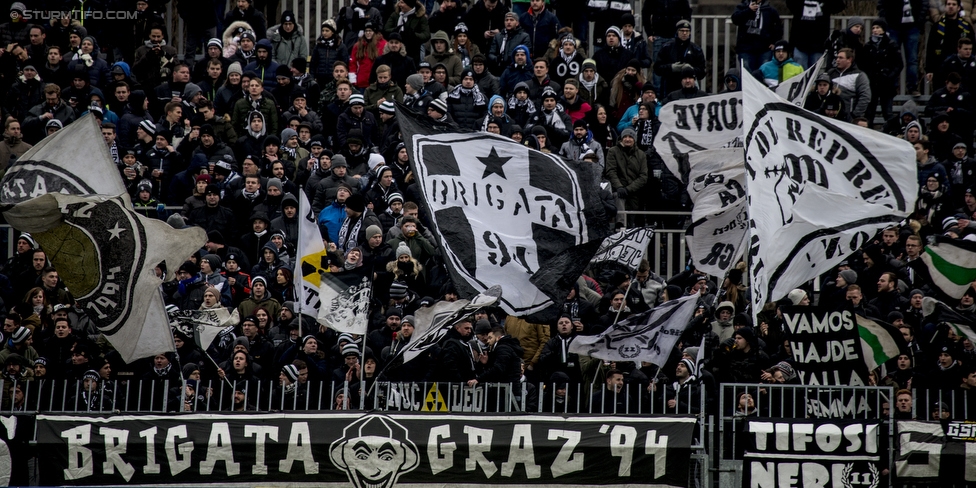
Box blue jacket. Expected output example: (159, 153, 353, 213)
(499, 45, 534, 95)
(317, 201, 347, 243)
(616, 101, 661, 134)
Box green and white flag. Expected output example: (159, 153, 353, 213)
(919, 237, 976, 299)
(856, 315, 908, 371)
(921, 297, 976, 343)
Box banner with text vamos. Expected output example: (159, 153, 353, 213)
(35, 413, 696, 487)
(782, 308, 870, 386)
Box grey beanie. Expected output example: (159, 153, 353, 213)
(406, 74, 425, 91)
(847, 16, 864, 29)
(621, 128, 636, 139)
(266, 177, 283, 191)
(838, 269, 857, 285)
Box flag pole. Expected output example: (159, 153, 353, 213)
(360, 331, 367, 410)
(296, 185, 304, 338)
(613, 279, 634, 325)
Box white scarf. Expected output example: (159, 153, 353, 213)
(338, 214, 364, 252)
(397, 8, 415, 29)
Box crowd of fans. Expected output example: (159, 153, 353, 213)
(0, 0, 971, 417)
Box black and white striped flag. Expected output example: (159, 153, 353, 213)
(569, 294, 699, 365)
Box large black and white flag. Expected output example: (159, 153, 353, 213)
(316, 266, 372, 335)
(398, 105, 608, 321)
(742, 74, 917, 311)
(684, 148, 748, 276)
(590, 226, 654, 271)
(569, 294, 698, 365)
(5, 194, 206, 363)
(653, 92, 743, 179)
(168, 308, 241, 350)
(399, 285, 502, 364)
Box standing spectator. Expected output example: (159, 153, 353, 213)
(337, 0, 385, 51)
(593, 27, 635, 82)
(877, 0, 927, 95)
(371, 33, 416, 88)
(452, 23, 480, 68)
(642, 0, 692, 93)
(924, 72, 974, 142)
(311, 20, 350, 85)
(467, 326, 524, 388)
(23, 84, 76, 144)
(588, 0, 633, 51)
(428, 0, 466, 38)
(731, 0, 783, 75)
(224, 0, 268, 41)
(0, 118, 30, 177)
(826, 16, 866, 69)
(447, 68, 489, 130)
(941, 38, 976, 92)
(425, 31, 463, 85)
(619, 14, 652, 73)
(862, 19, 903, 127)
(384, 0, 431, 63)
(653, 20, 705, 96)
(828, 48, 872, 119)
(757, 40, 803, 88)
(462, 0, 510, 55)
(551, 35, 585, 85)
(349, 23, 387, 90)
(0, 3, 32, 48)
(519, 0, 560, 59)
(925, 0, 972, 90)
(663, 65, 706, 103)
(785, 0, 846, 69)
(489, 12, 531, 74)
(605, 128, 648, 226)
(268, 10, 308, 67)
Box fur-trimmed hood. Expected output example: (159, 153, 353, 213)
(223, 20, 256, 56)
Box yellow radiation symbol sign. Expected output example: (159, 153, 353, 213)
(422, 383, 448, 412)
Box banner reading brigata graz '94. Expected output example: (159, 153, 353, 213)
(743, 419, 883, 488)
(35, 413, 696, 486)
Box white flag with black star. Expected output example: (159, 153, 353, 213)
(398, 107, 610, 320)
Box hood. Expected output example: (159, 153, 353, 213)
(247, 111, 267, 138)
(431, 30, 451, 44)
(128, 89, 147, 114)
(222, 20, 256, 48)
(724, 67, 740, 85)
(715, 300, 735, 319)
(256, 38, 274, 52)
(489, 94, 506, 112)
(260, 241, 280, 262)
(900, 99, 919, 119)
(511, 45, 530, 64)
(281, 193, 299, 213)
(112, 61, 131, 78)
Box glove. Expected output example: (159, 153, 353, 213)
(616, 187, 629, 198)
(671, 62, 682, 72)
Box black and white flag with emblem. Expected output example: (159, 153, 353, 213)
(743, 74, 917, 312)
(399, 285, 502, 365)
(569, 294, 698, 364)
(652, 92, 743, 180)
(5, 195, 206, 363)
(398, 105, 609, 321)
(316, 266, 372, 335)
(684, 148, 749, 277)
(590, 226, 654, 271)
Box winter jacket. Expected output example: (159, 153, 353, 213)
(349, 38, 388, 88)
(862, 33, 904, 85)
(828, 63, 872, 118)
(500, 50, 534, 96)
(551, 51, 586, 85)
(224, 6, 267, 40)
(731, 0, 783, 55)
(434, 328, 478, 382)
(519, 7, 560, 59)
(605, 141, 649, 209)
(489, 26, 532, 71)
(336, 109, 380, 147)
(592, 45, 635, 82)
(383, 3, 431, 62)
(654, 38, 706, 91)
(232, 96, 279, 138)
(876, 0, 929, 29)
(338, 2, 385, 50)
(785, 0, 846, 53)
(424, 31, 464, 85)
(504, 316, 549, 368)
(476, 335, 525, 384)
(528, 106, 573, 147)
(757, 56, 804, 88)
(559, 133, 604, 166)
(372, 42, 417, 87)
(267, 23, 309, 66)
(364, 82, 404, 112)
(447, 84, 489, 130)
(310, 35, 349, 83)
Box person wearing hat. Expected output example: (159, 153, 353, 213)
(426, 97, 452, 122)
(713, 326, 770, 383)
(605, 125, 648, 226)
(488, 12, 531, 73)
(592, 26, 636, 82)
(367, 307, 403, 354)
(186, 182, 237, 242)
(446, 68, 489, 130)
(223, 0, 267, 41)
(559, 118, 603, 164)
(927, 112, 965, 163)
(664, 356, 701, 412)
(402, 71, 434, 111)
(347, 20, 386, 89)
(859, 19, 902, 126)
(538, 315, 584, 385)
(336, 193, 382, 252)
(662, 63, 706, 104)
(0, 326, 37, 365)
(528, 86, 572, 147)
(267, 9, 308, 66)
(545, 35, 582, 86)
(336, 94, 379, 149)
(757, 40, 803, 88)
(232, 73, 279, 142)
(577, 58, 609, 107)
(309, 18, 349, 85)
(244, 38, 282, 90)
(803, 72, 835, 113)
